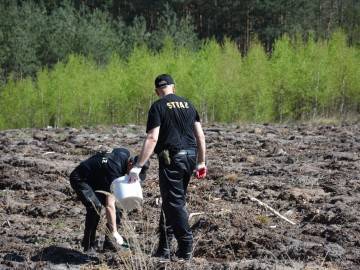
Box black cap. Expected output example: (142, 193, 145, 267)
(155, 74, 174, 89)
(132, 155, 150, 181)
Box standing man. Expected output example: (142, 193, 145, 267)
(69, 148, 150, 255)
(129, 74, 206, 261)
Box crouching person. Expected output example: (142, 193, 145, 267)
(69, 148, 150, 255)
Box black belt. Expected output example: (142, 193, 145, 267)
(173, 149, 196, 157)
(158, 149, 196, 158)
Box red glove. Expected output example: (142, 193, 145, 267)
(196, 163, 206, 179)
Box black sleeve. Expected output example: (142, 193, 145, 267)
(146, 103, 161, 133)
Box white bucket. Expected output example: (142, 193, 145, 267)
(110, 175, 143, 211)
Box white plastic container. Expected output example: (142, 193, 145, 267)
(110, 175, 143, 211)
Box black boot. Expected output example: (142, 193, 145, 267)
(82, 204, 101, 255)
(151, 233, 173, 259)
(103, 223, 118, 252)
(103, 234, 117, 252)
(152, 210, 174, 259)
(82, 229, 97, 255)
(175, 240, 193, 261)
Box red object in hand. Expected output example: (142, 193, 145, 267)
(196, 164, 206, 179)
(128, 167, 141, 183)
(128, 178, 137, 183)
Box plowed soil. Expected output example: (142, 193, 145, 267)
(0, 124, 359, 270)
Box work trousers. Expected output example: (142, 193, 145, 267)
(158, 149, 197, 244)
(69, 168, 104, 230)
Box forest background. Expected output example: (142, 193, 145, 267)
(0, 0, 360, 130)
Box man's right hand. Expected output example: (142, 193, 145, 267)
(129, 166, 142, 182)
(196, 163, 206, 179)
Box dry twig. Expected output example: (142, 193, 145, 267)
(189, 212, 205, 220)
(249, 196, 296, 225)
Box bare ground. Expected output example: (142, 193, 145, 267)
(0, 124, 359, 270)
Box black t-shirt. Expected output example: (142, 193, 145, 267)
(146, 94, 200, 155)
(77, 148, 130, 192)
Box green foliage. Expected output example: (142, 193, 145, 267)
(53, 220, 66, 229)
(73, 5, 118, 65)
(186, 39, 222, 122)
(39, 1, 77, 66)
(269, 34, 297, 122)
(1, 32, 360, 130)
(242, 41, 272, 123)
(212, 38, 243, 123)
(126, 45, 157, 124)
(100, 53, 129, 125)
(2, 0, 359, 92)
(0, 1, 200, 84)
(0, 1, 46, 81)
(256, 215, 270, 225)
(0, 76, 37, 128)
(322, 29, 360, 118)
(126, 16, 151, 52)
(151, 3, 200, 51)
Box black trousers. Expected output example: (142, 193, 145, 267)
(158, 149, 196, 244)
(69, 168, 105, 230)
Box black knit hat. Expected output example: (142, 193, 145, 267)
(155, 74, 174, 88)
